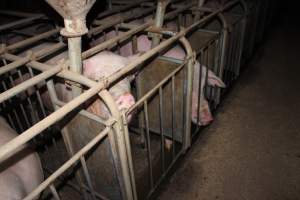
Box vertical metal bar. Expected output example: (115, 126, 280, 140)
(152, 0, 170, 47)
(27, 66, 47, 118)
(80, 156, 97, 200)
(1, 81, 25, 132)
(46, 79, 89, 200)
(49, 184, 61, 200)
(132, 35, 138, 54)
(197, 51, 203, 125)
(136, 74, 145, 146)
(16, 70, 39, 124)
(180, 37, 194, 151)
(171, 76, 176, 158)
(3, 75, 30, 128)
(100, 90, 135, 200)
(158, 87, 165, 172)
(115, 26, 121, 55)
(121, 112, 138, 200)
(237, 17, 247, 76)
(143, 101, 154, 188)
(68, 37, 83, 98)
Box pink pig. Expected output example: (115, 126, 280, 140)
(115, 35, 226, 126)
(13, 42, 136, 121)
(0, 117, 43, 200)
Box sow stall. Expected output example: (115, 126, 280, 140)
(0, 0, 275, 199)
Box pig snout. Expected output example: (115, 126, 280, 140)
(191, 95, 214, 126)
(199, 105, 214, 126)
(115, 92, 135, 121)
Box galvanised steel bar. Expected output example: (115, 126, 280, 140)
(49, 184, 61, 200)
(171, 76, 176, 158)
(0, 14, 45, 32)
(67, 37, 83, 98)
(23, 127, 111, 200)
(1, 28, 60, 53)
(121, 112, 138, 200)
(89, 6, 155, 36)
(96, 0, 149, 19)
(0, 10, 43, 18)
(159, 87, 165, 172)
(0, 65, 62, 104)
(143, 101, 154, 188)
(179, 37, 194, 150)
(151, 0, 170, 47)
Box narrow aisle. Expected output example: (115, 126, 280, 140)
(158, 10, 300, 200)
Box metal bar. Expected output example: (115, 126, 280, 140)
(68, 37, 83, 97)
(180, 37, 193, 150)
(0, 10, 43, 18)
(121, 113, 138, 200)
(80, 156, 97, 200)
(4, 28, 60, 53)
(0, 65, 61, 104)
(143, 101, 154, 188)
(0, 14, 44, 32)
(1, 81, 25, 132)
(49, 184, 61, 200)
(151, 0, 170, 47)
(0, 56, 30, 76)
(23, 127, 110, 200)
(171, 75, 176, 158)
(159, 87, 165, 172)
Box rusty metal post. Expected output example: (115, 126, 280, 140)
(151, 0, 171, 47)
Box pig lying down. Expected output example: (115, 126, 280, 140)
(0, 117, 43, 200)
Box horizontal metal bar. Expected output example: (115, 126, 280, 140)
(0, 10, 43, 18)
(24, 127, 110, 200)
(54, 99, 111, 126)
(0, 14, 45, 32)
(4, 28, 60, 52)
(0, 65, 62, 104)
(0, 55, 30, 76)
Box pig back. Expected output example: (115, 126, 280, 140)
(0, 117, 43, 199)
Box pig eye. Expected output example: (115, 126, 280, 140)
(117, 99, 123, 105)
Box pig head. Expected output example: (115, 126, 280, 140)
(192, 62, 225, 126)
(83, 51, 136, 120)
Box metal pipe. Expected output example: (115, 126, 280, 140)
(23, 127, 110, 200)
(100, 90, 136, 200)
(3, 28, 60, 53)
(0, 14, 44, 32)
(0, 65, 62, 104)
(67, 37, 83, 97)
(151, 0, 170, 47)
(179, 37, 194, 151)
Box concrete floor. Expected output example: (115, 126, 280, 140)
(157, 10, 300, 200)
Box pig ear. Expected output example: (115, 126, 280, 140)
(207, 70, 226, 88)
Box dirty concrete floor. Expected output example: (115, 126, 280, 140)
(157, 9, 300, 200)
